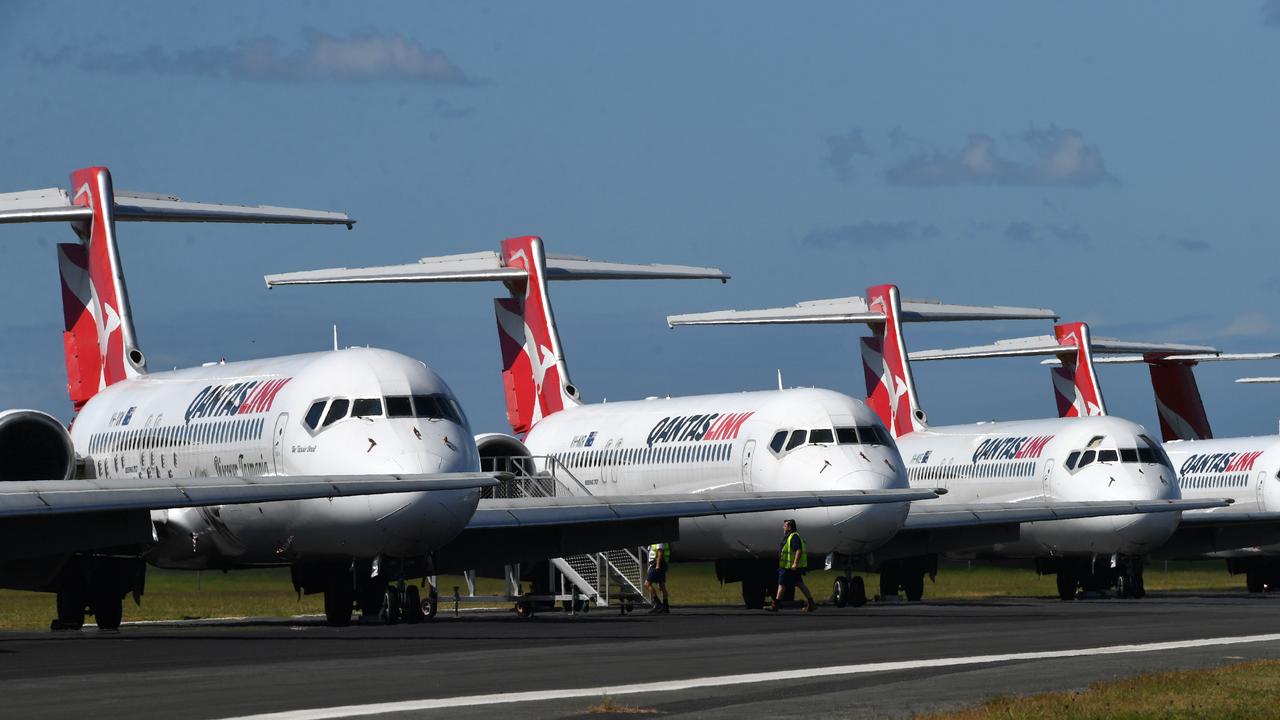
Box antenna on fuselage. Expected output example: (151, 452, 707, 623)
(777, 369, 783, 391)
(333, 324, 339, 352)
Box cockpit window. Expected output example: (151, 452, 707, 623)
(1065, 451, 1081, 470)
(1120, 448, 1138, 463)
(352, 398, 383, 418)
(810, 428, 834, 445)
(386, 396, 413, 418)
(1098, 449, 1118, 464)
(859, 425, 891, 446)
(413, 394, 464, 424)
(836, 428, 857, 444)
(323, 398, 350, 427)
(1077, 450, 1096, 468)
(785, 430, 807, 451)
(304, 400, 326, 430)
(769, 431, 787, 454)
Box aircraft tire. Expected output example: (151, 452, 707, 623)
(323, 573, 354, 627)
(92, 589, 123, 631)
(379, 587, 403, 625)
(878, 569, 898, 599)
(52, 588, 86, 631)
(402, 585, 423, 624)
(903, 572, 925, 602)
(832, 576, 849, 608)
(1056, 570, 1076, 601)
(851, 576, 867, 607)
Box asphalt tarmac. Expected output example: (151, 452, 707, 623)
(4, 593, 1280, 719)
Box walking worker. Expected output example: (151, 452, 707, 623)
(645, 541, 671, 614)
(769, 518, 817, 612)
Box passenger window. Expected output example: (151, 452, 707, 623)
(786, 430, 808, 451)
(810, 429, 834, 445)
(385, 396, 413, 418)
(1098, 449, 1118, 463)
(1078, 450, 1096, 468)
(352, 398, 383, 417)
(1066, 451, 1080, 470)
(836, 428, 858, 445)
(769, 431, 787, 454)
(323, 398, 350, 427)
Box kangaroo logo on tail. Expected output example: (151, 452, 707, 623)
(495, 236, 582, 435)
(861, 284, 927, 437)
(1051, 322, 1105, 417)
(1147, 359, 1212, 441)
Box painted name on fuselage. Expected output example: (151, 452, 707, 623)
(646, 412, 754, 447)
(1180, 450, 1263, 475)
(971, 435, 1053, 463)
(185, 378, 292, 424)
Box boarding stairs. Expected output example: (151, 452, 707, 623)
(461, 456, 651, 612)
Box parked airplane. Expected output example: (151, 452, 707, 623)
(667, 286, 1229, 601)
(0, 168, 898, 629)
(911, 330, 1280, 591)
(266, 244, 1216, 607)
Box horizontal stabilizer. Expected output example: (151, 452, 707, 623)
(0, 187, 353, 227)
(265, 250, 727, 287)
(904, 497, 1231, 531)
(466, 487, 940, 529)
(667, 296, 1056, 327)
(912, 335, 1217, 362)
(0, 472, 500, 518)
(1081, 352, 1280, 366)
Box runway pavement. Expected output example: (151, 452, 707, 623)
(4, 593, 1280, 719)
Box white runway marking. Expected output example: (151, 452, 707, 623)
(222, 632, 1280, 720)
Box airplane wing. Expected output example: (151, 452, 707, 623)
(467, 488, 940, 528)
(1156, 509, 1280, 558)
(0, 473, 500, 519)
(903, 497, 1230, 530)
(868, 497, 1232, 561)
(435, 488, 939, 570)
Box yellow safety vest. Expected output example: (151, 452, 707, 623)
(779, 532, 807, 569)
(649, 543, 671, 565)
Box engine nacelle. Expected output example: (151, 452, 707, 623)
(0, 410, 76, 482)
(474, 432, 531, 473)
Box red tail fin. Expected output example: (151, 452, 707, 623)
(494, 236, 582, 435)
(862, 284, 926, 437)
(1147, 359, 1212, 441)
(1050, 322, 1105, 417)
(62, 167, 145, 408)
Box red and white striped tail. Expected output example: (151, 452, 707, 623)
(860, 284, 927, 437)
(1050, 322, 1106, 418)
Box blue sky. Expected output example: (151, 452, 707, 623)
(2, 2, 1279, 438)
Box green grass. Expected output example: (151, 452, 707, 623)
(0, 560, 1248, 631)
(917, 659, 1280, 719)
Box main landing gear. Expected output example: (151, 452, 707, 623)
(51, 555, 141, 632)
(876, 556, 934, 601)
(1048, 556, 1145, 601)
(831, 574, 867, 608)
(313, 561, 439, 627)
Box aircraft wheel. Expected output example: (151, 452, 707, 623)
(904, 572, 925, 602)
(515, 597, 535, 618)
(91, 589, 123, 631)
(323, 573, 354, 627)
(423, 589, 439, 620)
(1115, 574, 1131, 599)
(741, 575, 766, 609)
(878, 569, 898, 599)
(851, 576, 867, 607)
(1056, 570, 1077, 601)
(402, 585, 423, 624)
(379, 587, 403, 625)
(832, 576, 849, 608)
(52, 588, 86, 631)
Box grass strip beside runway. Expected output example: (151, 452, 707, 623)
(0, 560, 1246, 630)
(920, 659, 1280, 719)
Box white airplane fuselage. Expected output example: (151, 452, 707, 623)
(523, 388, 911, 559)
(1161, 436, 1280, 558)
(70, 347, 481, 568)
(899, 416, 1182, 557)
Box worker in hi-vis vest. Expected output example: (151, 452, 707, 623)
(768, 518, 817, 612)
(645, 542, 671, 614)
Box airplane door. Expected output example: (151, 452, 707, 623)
(272, 413, 289, 474)
(740, 440, 756, 491)
(1042, 458, 1054, 499)
(1258, 471, 1267, 511)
